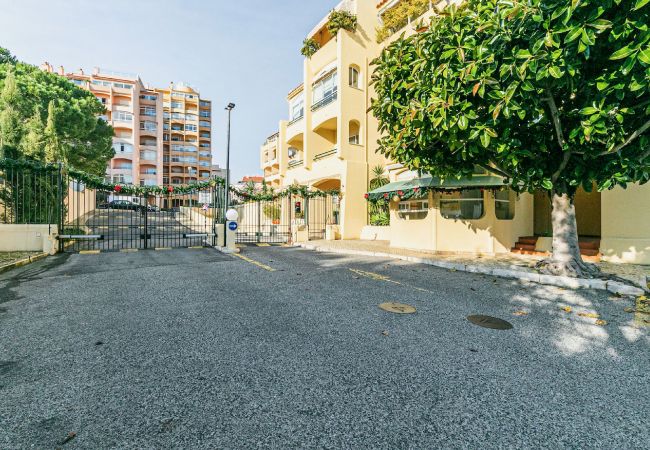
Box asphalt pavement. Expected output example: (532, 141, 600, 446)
(0, 246, 648, 449)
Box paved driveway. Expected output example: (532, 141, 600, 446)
(0, 247, 648, 448)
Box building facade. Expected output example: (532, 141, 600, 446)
(155, 83, 212, 187)
(260, 0, 650, 264)
(39, 64, 213, 192)
(260, 0, 388, 239)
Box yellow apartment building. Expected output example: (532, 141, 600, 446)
(261, 0, 387, 240)
(265, 0, 650, 264)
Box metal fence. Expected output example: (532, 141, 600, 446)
(0, 163, 62, 225)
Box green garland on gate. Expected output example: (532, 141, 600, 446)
(1, 157, 340, 199)
(231, 184, 340, 201)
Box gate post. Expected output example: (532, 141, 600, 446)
(143, 197, 148, 250)
(57, 163, 64, 253)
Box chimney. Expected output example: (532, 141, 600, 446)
(79, 68, 84, 75)
(93, 67, 100, 75)
(58, 66, 64, 75)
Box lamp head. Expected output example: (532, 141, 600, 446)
(225, 103, 236, 111)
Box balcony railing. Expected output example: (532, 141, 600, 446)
(311, 90, 338, 112)
(288, 114, 304, 126)
(288, 159, 304, 169)
(314, 148, 337, 161)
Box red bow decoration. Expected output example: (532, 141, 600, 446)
(114, 185, 122, 193)
(397, 190, 404, 196)
(364, 193, 369, 199)
(383, 193, 389, 199)
(413, 187, 420, 192)
(167, 186, 174, 193)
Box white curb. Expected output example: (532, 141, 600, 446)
(296, 243, 646, 296)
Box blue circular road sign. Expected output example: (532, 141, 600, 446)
(228, 221, 238, 231)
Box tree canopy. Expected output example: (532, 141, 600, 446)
(0, 47, 113, 175)
(371, 0, 650, 196)
(371, 0, 650, 276)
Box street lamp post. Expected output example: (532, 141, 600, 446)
(224, 103, 235, 220)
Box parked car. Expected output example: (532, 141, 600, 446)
(146, 204, 160, 212)
(108, 200, 142, 211)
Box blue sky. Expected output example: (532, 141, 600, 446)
(0, 0, 337, 181)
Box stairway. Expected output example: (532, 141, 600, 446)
(511, 236, 540, 255)
(511, 236, 602, 262)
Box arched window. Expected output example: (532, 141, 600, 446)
(349, 120, 361, 145)
(349, 65, 360, 89)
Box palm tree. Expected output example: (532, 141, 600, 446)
(368, 165, 390, 226)
(369, 165, 389, 191)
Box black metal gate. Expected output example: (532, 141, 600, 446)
(234, 193, 339, 244)
(59, 175, 225, 252)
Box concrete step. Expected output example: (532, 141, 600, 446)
(518, 236, 539, 245)
(513, 243, 536, 251)
(579, 239, 601, 250)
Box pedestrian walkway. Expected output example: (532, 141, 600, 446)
(300, 240, 649, 294)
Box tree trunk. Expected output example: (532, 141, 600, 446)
(535, 192, 600, 278)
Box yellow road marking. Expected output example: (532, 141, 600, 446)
(155, 247, 172, 251)
(349, 268, 433, 293)
(189, 246, 204, 249)
(232, 253, 276, 272)
(79, 250, 100, 255)
(256, 243, 271, 247)
(120, 249, 139, 253)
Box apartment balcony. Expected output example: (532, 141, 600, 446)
(313, 148, 338, 162)
(311, 90, 338, 130)
(287, 159, 304, 170)
(111, 167, 133, 175)
(139, 152, 158, 162)
(262, 156, 278, 169)
(286, 115, 305, 143)
(112, 119, 134, 129)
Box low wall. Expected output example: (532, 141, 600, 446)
(360, 226, 390, 241)
(0, 224, 58, 254)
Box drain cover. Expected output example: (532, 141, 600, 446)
(379, 303, 416, 314)
(467, 315, 513, 330)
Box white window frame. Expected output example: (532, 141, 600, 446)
(290, 94, 305, 121)
(494, 190, 516, 221)
(440, 190, 485, 220)
(398, 199, 429, 220)
(312, 71, 338, 104)
(349, 66, 360, 89)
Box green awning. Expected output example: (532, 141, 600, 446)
(367, 175, 508, 201)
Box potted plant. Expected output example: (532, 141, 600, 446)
(301, 38, 320, 58)
(263, 203, 281, 225)
(327, 10, 358, 37)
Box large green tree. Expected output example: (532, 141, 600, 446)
(0, 47, 113, 175)
(371, 0, 650, 277)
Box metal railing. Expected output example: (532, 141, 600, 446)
(0, 162, 62, 225)
(311, 90, 338, 112)
(288, 160, 304, 169)
(288, 115, 304, 126)
(314, 148, 337, 161)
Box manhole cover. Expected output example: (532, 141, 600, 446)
(467, 315, 513, 330)
(379, 303, 416, 314)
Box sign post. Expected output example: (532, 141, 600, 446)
(225, 209, 238, 252)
